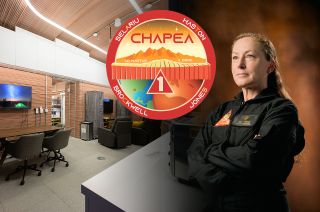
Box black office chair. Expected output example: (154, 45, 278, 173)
(5, 133, 44, 185)
(40, 129, 71, 172)
(98, 117, 132, 148)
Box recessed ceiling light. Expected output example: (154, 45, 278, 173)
(93, 32, 98, 37)
(144, 3, 152, 10)
(114, 18, 122, 27)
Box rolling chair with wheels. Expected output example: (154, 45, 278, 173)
(5, 133, 44, 185)
(40, 129, 71, 172)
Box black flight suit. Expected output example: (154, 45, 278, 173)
(188, 88, 305, 212)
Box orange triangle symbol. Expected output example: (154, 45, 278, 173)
(214, 110, 232, 127)
(147, 69, 173, 94)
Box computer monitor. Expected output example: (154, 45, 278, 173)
(103, 98, 114, 114)
(0, 84, 32, 109)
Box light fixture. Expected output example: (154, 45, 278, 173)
(128, 0, 143, 14)
(144, 3, 152, 10)
(92, 32, 98, 37)
(114, 18, 122, 27)
(109, 26, 112, 43)
(112, 0, 159, 28)
(24, 0, 107, 55)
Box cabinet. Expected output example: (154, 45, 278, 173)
(51, 96, 61, 126)
(85, 91, 104, 138)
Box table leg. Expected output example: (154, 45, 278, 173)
(0, 138, 7, 166)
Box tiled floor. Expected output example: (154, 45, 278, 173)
(0, 137, 140, 212)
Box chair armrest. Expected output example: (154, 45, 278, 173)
(42, 137, 55, 149)
(44, 130, 59, 137)
(132, 127, 149, 145)
(43, 132, 58, 143)
(132, 127, 148, 136)
(102, 132, 116, 141)
(5, 141, 20, 157)
(98, 127, 116, 148)
(44, 134, 55, 140)
(43, 129, 61, 140)
(98, 127, 112, 138)
(98, 127, 112, 134)
(5, 142, 16, 153)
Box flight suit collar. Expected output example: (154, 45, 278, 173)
(234, 87, 279, 103)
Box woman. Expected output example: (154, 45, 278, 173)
(188, 33, 305, 212)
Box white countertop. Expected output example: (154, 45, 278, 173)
(82, 132, 206, 212)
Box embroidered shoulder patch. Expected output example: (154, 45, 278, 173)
(214, 109, 232, 127)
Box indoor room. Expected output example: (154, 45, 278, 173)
(0, 0, 167, 211)
(0, 0, 320, 212)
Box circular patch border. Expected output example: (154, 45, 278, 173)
(107, 10, 216, 120)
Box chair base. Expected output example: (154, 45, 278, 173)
(40, 150, 69, 172)
(5, 159, 41, 185)
(39, 147, 50, 158)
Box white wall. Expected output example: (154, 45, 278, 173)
(0, 26, 108, 86)
(0, 27, 15, 65)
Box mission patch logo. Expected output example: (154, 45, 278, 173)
(107, 10, 216, 120)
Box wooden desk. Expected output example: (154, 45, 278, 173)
(0, 126, 61, 139)
(0, 126, 61, 166)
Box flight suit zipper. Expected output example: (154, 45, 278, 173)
(226, 101, 246, 142)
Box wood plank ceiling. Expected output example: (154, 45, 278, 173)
(0, 0, 168, 63)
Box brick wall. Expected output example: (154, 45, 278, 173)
(0, 66, 52, 129)
(0, 65, 115, 139)
(72, 82, 115, 138)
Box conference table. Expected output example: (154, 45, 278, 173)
(0, 126, 61, 166)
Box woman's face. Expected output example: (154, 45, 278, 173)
(231, 37, 271, 90)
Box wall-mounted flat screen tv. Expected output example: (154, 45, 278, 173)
(103, 98, 113, 114)
(0, 84, 32, 109)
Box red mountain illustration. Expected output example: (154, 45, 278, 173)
(115, 47, 206, 63)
